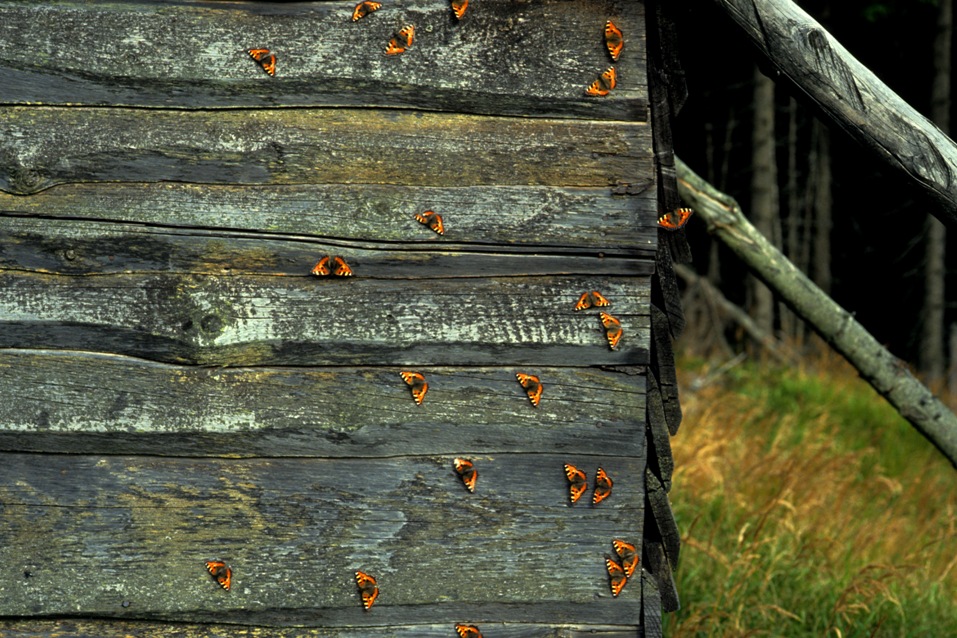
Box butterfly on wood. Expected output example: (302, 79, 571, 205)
(612, 539, 639, 578)
(585, 66, 617, 96)
(455, 624, 483, 638)
(563, 463, 587, 504)
(246, 48, 276, 77)
(593, 467, 613, 505)
(574, 291, 611, 311)
(385, 24, 415, 55)
(415, 210, 445, 235)
(355, 570, 379, 610)
(515, 372, 543, 407)
(451, 0, 469, 20)
(453, 457, 477, 493)
(399, 371, 428, 405)
(605, 556, 628, 597)
(599, 312, 623, 350)
(657, 207, 693, 230)
(604, 20, 624, 61)
(204, 560, 232, 591)
(352, 1, 382, 21)
(311, 255, 353, 277)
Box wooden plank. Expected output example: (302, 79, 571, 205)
(0, 351, 645, 458)
(0, 108, 650, 195)
(0, 274, 650, 366)
(0, 621, 641, 638)
(0, 452, 645, 625)
(0, 0, 647, 121)
(0, 218, 658, 274)
(0, 181, 658, 252)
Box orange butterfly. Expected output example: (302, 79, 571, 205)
(415, 210, 445, 235)
(385, 25, 415, 55)
(352, 1, 381, 21)
(657, 207, 693, 230)
(311, 255, 353, 277)
(455, 624, 483, 638)
(604, 20, 624, 61)
(574, 291, 611, 311)
(451, 0, 469, 20)
(355, 570, 379, 610)
(400, 371, 428, 405)
(204, 560, 232, 591)
(563, 463, 587, 504)
(593, 467, 613, 504)
(613, 539, 639, 578)
(246, 48, 276, 77)
(605, 556, 627, 597)
(515, 372, 543, 407)
(585, 66, 617, 96)
(453, 457, 477, 493)
(599, 312, 623, 350)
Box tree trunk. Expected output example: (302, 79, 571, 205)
(749, 67, 778, 338)
(811, 119, 833, 297)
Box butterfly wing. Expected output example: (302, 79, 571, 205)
(604, 20, 624, 61)
(605, 557, 627, 597)
(453, 458, 477, 493)
(515, 373, 542, 407)
(455, 625, 483, 638)
(259, 53, 277, 77)
(385, 37, 406, 55)
(399, 371, 428, 405)
(585, 67, 617, 96)
(398, 25, 415, 47)
(592, 466, 613, 504)
(352, 1, 381, 21)
(599, 312, 623, 350)
(574, 292, 592, 311)
(657, 207, 693, 230)
(613, 539, 639, 578)
(415, 210, 445, 235)
(205, 560, 231, 591)
(451, 0, 469, 19)
(247, 48, 269, 61)
(563, 463, 587, 504)
(312, 256, 331, 276)
(590, 291, 611, 307)
(355, 571, 379, 610)
(332, 256, 353, 277)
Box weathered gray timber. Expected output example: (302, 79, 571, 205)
(0, 0, 675, 634)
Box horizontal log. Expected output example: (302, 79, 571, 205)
(0, 274, 650, 366)
(0, 181, 658, 252)
(0, 453, 645, 625)
(0, 108, 650, 195)
(0, 0, 646, 120)
(0, 351, 645, 457)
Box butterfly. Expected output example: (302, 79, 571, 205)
(385, 25, 415, 55)
(515, 372, 543, 407)
(399, 371, 428, 405)
(246, 48, 276, 77)
(352, 1, 382, 21)
(604, 20, 624, 61)
(453, 457, 477, 493)
(451, 0, 469, 20)
(574, 291, 611, 311)
(415, 210, 445, 235)
(593, 467, 613, 505)
(311, 255, 353, 277)
(585, 66, 617, 96)
(204, 560, 232, 591)
(599, 312, 623, 350)
(455, 624, 483, 638)
(355, 570, 379, 610)
(563, 463, 587, 504)
(605, 556, 628, 597)
(613, 539, 639, 578)
(657, 207, 693, 230)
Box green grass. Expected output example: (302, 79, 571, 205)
(663, 355, 957, 637)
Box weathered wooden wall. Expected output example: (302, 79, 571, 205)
(0, 0, 671, 635)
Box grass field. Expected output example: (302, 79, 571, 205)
(663, 352, 957, 637)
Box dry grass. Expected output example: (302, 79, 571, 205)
(664, 353, 957, 637)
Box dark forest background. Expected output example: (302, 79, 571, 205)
(670, 0, 955, 382)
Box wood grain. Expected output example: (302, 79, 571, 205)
(0, 452, 645, 625)
(0, 0, 646, 120)
(0, 351, 645, 458)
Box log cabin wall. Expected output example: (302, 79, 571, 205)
(0, 0, 680, 635)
